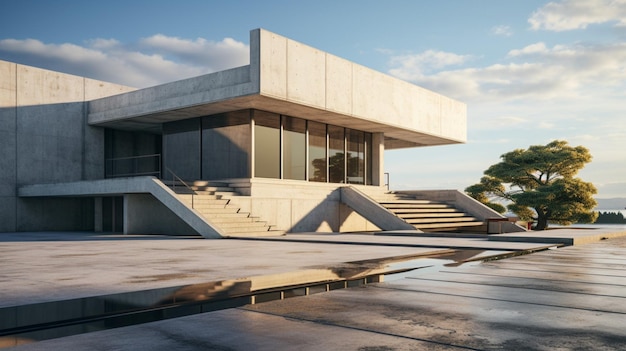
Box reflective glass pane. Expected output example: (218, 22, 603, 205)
(347, 129, 365, 184)
(254, 111, 280, 178)
(308, 121, 327, 182)
(283, 116, 306, 180)
(328, 125, 345, 183)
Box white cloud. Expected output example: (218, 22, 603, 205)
(508, 42, 549, 57)
(529, 0, 626, 31)
(491, 25, 513, 36)
(0, 35, 249, 88)
(388, 41, 626, 103)
(388, 50, 472, 81)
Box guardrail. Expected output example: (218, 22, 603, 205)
(164, 167, 196, 208)
(105, 154, 161, 178)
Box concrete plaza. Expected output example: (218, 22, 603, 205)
(2, 227, 626, 349)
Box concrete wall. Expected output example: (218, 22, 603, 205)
(256, 29, 467, 145)
(227, 179, 385, 233)
(124, 194, 197, 235)
(0, 60, 135, 232)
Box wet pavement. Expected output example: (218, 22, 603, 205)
(2, 230, 626, 349)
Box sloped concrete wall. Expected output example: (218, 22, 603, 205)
(0, 60, 135, 232)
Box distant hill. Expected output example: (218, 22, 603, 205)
(595, 198, 626, 210)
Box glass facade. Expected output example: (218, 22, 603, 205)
(308, 121, 327, 182)
(162, 109, 374, 184)
(253, 111, 280, 179)
(347, 129, 365, 184)
(328, 125, 345, 183)
(283, 116, 306, 180)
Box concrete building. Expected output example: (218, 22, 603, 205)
(0, 29, 521, 238)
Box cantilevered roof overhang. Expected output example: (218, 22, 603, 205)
(88, 29, 466, 150)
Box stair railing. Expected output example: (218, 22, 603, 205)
(164, 167, 196, 208)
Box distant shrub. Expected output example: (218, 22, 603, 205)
(594, 211, 626, 224)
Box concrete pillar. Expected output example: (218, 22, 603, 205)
(123, 195, 129, 235)
(371, 133, 384, 187)
(94, 197, 103, 232)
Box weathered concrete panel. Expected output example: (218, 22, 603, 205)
(16, 65, 84, 105)
(84, 77, 135, 101)
(0, 62, 17, 202)
(124, 194, 197, 235)
(16, 197, 94, 231)
(0, 197, 16, 232)
(16, 103, 85, 184)
(256, 28, 466, 145)
(339, 203, 381, 232)
(0, 60, 16, 108)
(325, 54, 353, 116)
(440, 96, 467, 142)
(0, 130, 16, 197)
(258, 30, 287, 99)
(1, 61, 141, 233)
(290, 198, 339, 232)
(286, 39, 325, 107)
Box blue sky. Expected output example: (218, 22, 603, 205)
(1, 0, 625, 198)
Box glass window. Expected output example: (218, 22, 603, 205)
(308, 121, 327, 182)
(328, 125, 345, 183)
(347, 129, 365, 184)
(254, 111, 280, 179)
(283, 116, 306, 180)
(202, 111, 251, 179)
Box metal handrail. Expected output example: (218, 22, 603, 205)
(164, 167, 196, 208)
(384, 172, 390, 191)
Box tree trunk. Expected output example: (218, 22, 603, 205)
(535, 211, 549, 231)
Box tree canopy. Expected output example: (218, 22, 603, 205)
(465, 140, 598, 230)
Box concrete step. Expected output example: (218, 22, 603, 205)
(218, 221, 268, 229)
(413, 221, 485, 229)
(211, 216, 259, 226)
(404, 216, 479, 224)
(168, 180, 284, 237)
(382, 203, 452, 209)
(192, 207, 240, 214)
(397, 212, 467, 219)
(177, 194, 225, 200)
(391, 208, 459, 214)
(202, 213, 254, 220)
(223, 229, 286, 237)
(376, 199, 434, 204)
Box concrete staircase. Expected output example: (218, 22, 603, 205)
(374, 193, 486, 232)
(167, 181, 284, 237)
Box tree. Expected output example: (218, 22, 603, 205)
(465, 140, 598, 230)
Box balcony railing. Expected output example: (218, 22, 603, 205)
(105, 154, 161, 178)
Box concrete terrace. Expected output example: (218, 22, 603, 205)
(2, 226, 626, 349)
